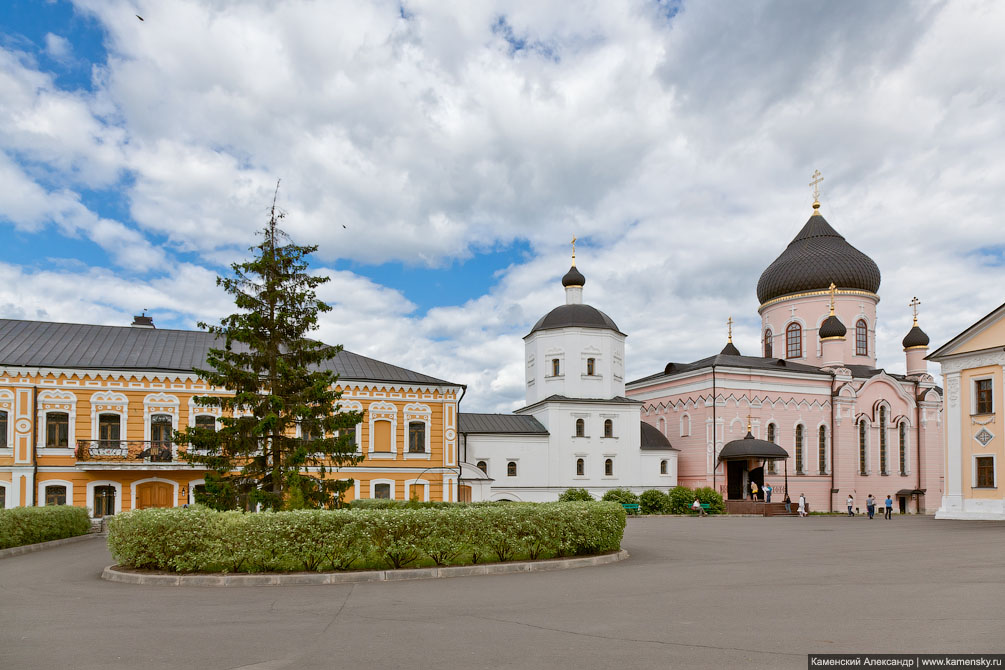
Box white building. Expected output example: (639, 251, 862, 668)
(457, 256, 678, 502)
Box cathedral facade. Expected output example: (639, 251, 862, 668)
(625, 198, 944, 514)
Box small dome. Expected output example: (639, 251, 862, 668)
(819, 314, 847, 339)
(720, 341, 740, 356)
(718, 432, 790, 462)
(640, 422, 675, 450)
(902, 325, 930, 349)
(527, 303, 623, 336)
(561, 265, 586, 287)
(757, 214, 881, 304)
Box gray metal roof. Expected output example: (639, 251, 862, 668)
(458, 413, 549, 435)
(0, 319, 458, 387)
(717, 433, 790, 461)
(640, 422, 677, 451)
(526, 304, 624, 338)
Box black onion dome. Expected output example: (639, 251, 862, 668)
(720, 341, 741, 356)
(562, 265, 586, 287)
(718, 432, 790, 462)
(640, 422, 676, 450)
(756, 214, 881, 304)
(902, 325, 930, 348)
(527, 304, 623, 336)
(819, 314, 847, 339)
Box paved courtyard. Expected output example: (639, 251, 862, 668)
(2, 515, 1004, 670)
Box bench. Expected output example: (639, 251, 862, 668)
(622, 503, 640, 514)
(689, 503, 712, 515)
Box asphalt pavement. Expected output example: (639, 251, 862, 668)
(2, 514, 1003, 670)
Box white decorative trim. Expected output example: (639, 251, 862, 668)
(187, 478, 206, 505)
(0, 479, 12, 508)
(130, 477, 180, 510)
(85, 480, 123, 517)
(369, 478, 396, 500)
(338, 400, 364, 453)
(90, 391, 128, 441)
(188, 396, 222, 427)
(403, 402, 432, 454)
(0, 389, 13, 455)
(368, 401, 397, 454)
(37, 389, 77, 454)
(38, 478, 74, 506)
(143, 393, 180, 440)
(972, 453, 998, 490)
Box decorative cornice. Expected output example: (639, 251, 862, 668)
(758, 289, 879, 312)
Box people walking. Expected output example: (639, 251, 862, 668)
(847, 495, 855, 516)
(798, 493, 807, 517)
(885, 495, 893, 520)
(750, 481, 759, 502)
(764, 483, 773, 503)
(866, 494, 875, 520)
(784, 493, 791, 514)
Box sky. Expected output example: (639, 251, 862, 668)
(1, 0, 1004, 412)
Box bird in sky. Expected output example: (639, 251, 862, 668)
(136, 15, 144, 21)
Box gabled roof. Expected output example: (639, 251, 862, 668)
(458, 413, 549, 435)
(928, 301, 1005, 360)
(0, 319, 458, 387)
(628, 354, 828, 386)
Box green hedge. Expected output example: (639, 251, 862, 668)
(107, 502, 626, 573)
(0, 506, 92, 549)
(558, 488, 594, 502)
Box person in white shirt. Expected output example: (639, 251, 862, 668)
(798, 493, 807, 517)
(847, 495, 855, 516)
(691, 497, 707, 516)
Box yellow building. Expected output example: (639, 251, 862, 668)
(0, 317, 463, 515)
(929, 301, 1005, 519)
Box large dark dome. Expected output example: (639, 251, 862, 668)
(527, 304, 623, 337)
(756, 214, 881, 304)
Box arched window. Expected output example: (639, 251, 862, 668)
(879, 407, 887, 475)
(45, 485, 67, 506)
(93, 485, 116, 518)
(859, 420, 868, 475)
(818, 425, 827, 474)
(98, 413, 121, 443)
(786, 323, 802, 359)
(507, 461, 517, 477)
(575, 418, 585, 437)
(659, 417, 666, 434)
(576, 458, 585, 476)
(766, 423, 776, 474)
(476, 460, 488, 474)
(604, 458, 614, 477)
(408, 421, 426, 453)
(660, 460, 668, 475)
(899, 423, 908, 475)
(604, 419, 613, 438)
(586, 358, 595, 376)
(681, 414, 691, 437)
(551, 358, 560, 376)
(195, 414, 217, 432)
(764, 330, 773, 358)
(0, 410, 6, 448)
(795, 424, 804, 474)
(856, 320, 868, 356)
(46, 412, 69, 447)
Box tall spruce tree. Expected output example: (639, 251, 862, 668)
(179, 187, 363, 510)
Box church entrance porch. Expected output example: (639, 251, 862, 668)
(718, 428, 789, 516)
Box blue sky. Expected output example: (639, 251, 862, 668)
(1, 1, 1004, 411)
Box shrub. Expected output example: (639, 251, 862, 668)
(693, 487, 725, 514)
(667, 486, 694, 514)
(601, 488, 639, 505)
(639, 489, 671, 515)
(0, 506, 91, 550)
(558, 488, 594, 502)
(106, 502, 627, 573)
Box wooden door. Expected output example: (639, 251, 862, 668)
(136, 482, 173, 509)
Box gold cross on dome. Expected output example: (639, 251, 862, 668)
(909, 296, 921, 325)
(809, 169, 823, 200)
(571, 236, 577, 266)
(828, 282, 837, 315)
(727, 316, 734, 343)
(746, 413, 752, 433)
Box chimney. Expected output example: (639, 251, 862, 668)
(131, 313, 155, 329)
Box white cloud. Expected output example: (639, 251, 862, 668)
(43, 33, 72, 61)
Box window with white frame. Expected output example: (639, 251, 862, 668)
(879, 406, 888, 475)
(194, 414, 217, 432)
(0, 410, 7, 449)
(507, 461, 517, 477)
(858, 419, 868, 475)
(818, 425, 827, 474)
(575, 418, 585, 437)
(46, 412, 70, 448)
(899, 422, 908, 475)
(976, 378, 994, 415)
(374, 483, 391, 499)
(786, 322, 802, 359)
(586, 358, 596, 376)
(660, 460, 668, 475)
(794, 424, 804, 474)
(766, 424, 777, 474)
(975, 455, 995, 488)
(603, 419, 614, 438)
(576, 458, 585, 476)
(408, 422, 426, 453)
(45, 484, 67, 506)
(98, 413, 121, 443)
(476, 460, 488, 474)
(604, 458, 614, 477)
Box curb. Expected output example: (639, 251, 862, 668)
(101, 549, 629, 587)
(0, 532, 99, 559)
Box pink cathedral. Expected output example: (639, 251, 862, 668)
(625, 197, 944, 514)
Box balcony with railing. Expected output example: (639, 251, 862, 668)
(75, 440, 184, 466)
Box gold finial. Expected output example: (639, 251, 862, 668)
(746, 413, 752, 433)
(571, 235, 577, 267)
(909, 296, 921, 326)
(828, 282, 837, 315)
(727, 316, 734, 343)
(809, 169, 823, 215)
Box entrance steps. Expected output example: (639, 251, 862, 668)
(725, 501, 796, 517)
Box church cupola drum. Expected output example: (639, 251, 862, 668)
(524, 239, 627, 404)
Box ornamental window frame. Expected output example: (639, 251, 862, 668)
(90, 391, 128, 446)
(367, 401, 398, 457)
(660, 459, 669, 476)
(898, 420, 910, 476)
(974, 377, 994, 415)
(794, 423, 804, 474)
(405, 478, 430, 502)
(403, 403, 432, 459)
(0, 480, 11, 509)
(0, 388, 12, 454)
(603, 418, 614, 438)
(86, 480, 123, 518)
(818, 424, 828, 475)
(575, 418, 586, 438)
(575, 457, 586, 477)
(370, 479, 395, 500)
(142, 394, 180, 458)
(39, 479, 73, 507)
(858, 418, 870, 475)
(507, 461, 518, 477)
(766, 423, 777, 474)
(37, 389, 77, 454)
(855, 319, 869, 356)
(337, 400, 364, 453)
(604, 458, 614, 477)
(878, 404, 889, 475)
(785, 322, 803, 359)
(764, 329, 773, 358)
(476, 460, 488, 475)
